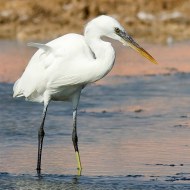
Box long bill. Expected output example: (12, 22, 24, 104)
(119, 31, 158, 64)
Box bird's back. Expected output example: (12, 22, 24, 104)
(13, 33, 94, 102)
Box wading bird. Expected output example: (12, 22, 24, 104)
(13, 15, 157, 174)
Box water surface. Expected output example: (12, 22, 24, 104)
(1, 73, 190, 189)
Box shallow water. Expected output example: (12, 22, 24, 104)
(1, 73, 190, 189)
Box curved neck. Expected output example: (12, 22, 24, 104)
(85, 34, 116, 81)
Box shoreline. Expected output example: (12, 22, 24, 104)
(0, 40, 190, 83)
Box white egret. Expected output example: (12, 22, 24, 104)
(13, 15, 157, 173)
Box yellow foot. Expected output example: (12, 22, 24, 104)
(75, 151, 82, 171)
(77, 168, 82, 176)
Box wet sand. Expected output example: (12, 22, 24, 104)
(1, 41, 190, 189)
(1, 73, 190, 189)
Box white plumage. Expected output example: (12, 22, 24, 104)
(13, 15, 157, 173)
(14, 34, 93, 102)
(13, 16, 120, 104)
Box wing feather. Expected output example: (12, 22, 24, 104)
(27, 42, 53, 53)
(13, 34, 95, 102)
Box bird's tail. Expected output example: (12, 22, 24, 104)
(13, 79, 23, 98)
(13, 78, 44, 102)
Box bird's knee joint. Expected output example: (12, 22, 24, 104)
(72, 133, 78, 144)
(38, 128, 45, 137)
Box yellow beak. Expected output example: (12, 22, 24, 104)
(118, 30, 158, 64)
(127, 41, 158, 65)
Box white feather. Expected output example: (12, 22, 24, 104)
(13, 16, 123, 104)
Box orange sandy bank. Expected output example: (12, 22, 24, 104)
(0, 40, 190, 83)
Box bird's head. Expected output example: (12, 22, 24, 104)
(85, 15, 157, 64)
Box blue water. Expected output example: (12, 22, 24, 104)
(1, 73, 190, 189)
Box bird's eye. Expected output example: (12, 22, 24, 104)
(115, 27, 120, 33)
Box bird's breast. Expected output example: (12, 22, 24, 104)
(49, 85, 83, 102)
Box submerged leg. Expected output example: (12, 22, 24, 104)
(72, 108, 82, 171)
(36, 103, 49, 173)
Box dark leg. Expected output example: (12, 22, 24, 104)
(36, 104, 48, 173)
(72, 109, 82, 170)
